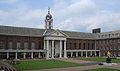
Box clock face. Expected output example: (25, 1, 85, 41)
(47, 17, 50, 19)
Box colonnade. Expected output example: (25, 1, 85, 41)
(67, 51, 100, 57)
(45, 39, 67, 59)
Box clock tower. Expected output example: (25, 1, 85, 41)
(45, 8, 53, 29)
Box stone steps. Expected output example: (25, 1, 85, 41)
(0, 61, 16, 71)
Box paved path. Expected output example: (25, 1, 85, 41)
(25, 58, 120, 71)
(106, 63, 120, 70)
(26, 65, 104, 71)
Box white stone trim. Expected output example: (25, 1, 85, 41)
(44, 37, 66, 40)
(0, 49, 46, 52)
(66, 50, 100, 52)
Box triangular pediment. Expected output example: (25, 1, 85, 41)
(51, 31, 64, 36)
(44, 29, 68, 37)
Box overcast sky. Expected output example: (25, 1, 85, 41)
(0, 0, 120, 32)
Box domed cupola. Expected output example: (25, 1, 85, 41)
(45, 8, 53, 29)
(46, 10, 52, 19)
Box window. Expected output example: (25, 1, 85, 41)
(0, 41, 4, 49)
(88, 43, 90, 49)
(102, 35, 104, 38)
(79, 43, 81, 49)
(31, 42, 35, 49)
(98, 35, 100, 38)
(92, 43, 94, 49)
(70, 43, 72, 49)
(109, 34, 111, 38)
(115, 33, 118, 37)
(119, 46, 120, 50)
(17, 42, 20, 49)
(105, 34, 107, 38)
(9, 42, 13, 49)
(83, 43, 85, 49)
(24, 42, 28, 49)
(74, 43, 76, 49)
(38, 41, 42, 49)
(118, 39, 120, 43)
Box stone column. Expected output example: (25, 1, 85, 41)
(23, 52, 26, 59)
(86, 51, 88, 57)
(52, 40, 54, 59)
(99, 51, 100, 57)
(59, 40, 62, 58)
(81, 51, 83, 57)
(46, 40, 49, 59)
(7, 52, 9, 59)
(64, 40, 67, 58)
(90, 51, 92, 56)
(31, 52, 33, 59)
(76, 52, 78, 57)
(95, 51, 96, 57)
(71, 52, 73, 57)
(38, 52, 41, 58)
(15, 52, 18, 59)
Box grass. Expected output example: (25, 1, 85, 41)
(82, 68, 120, 71)
(11, 59, 81, 71)
(80, 57, 120, 63)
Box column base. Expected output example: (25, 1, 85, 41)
(46, 57, 50, 59)
(64, 56, 67, 58)
(59, 57, 62, 58)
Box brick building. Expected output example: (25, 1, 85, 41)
(0, 9, 120, 59)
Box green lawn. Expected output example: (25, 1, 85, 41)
(83, 68, 120, 71)
(11, 59, 81, 71)
(80, 57, 120, 63)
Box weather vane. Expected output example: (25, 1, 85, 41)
(48, 7, 50, 14)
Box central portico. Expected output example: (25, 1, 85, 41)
(44, 30, 67, 59)
(44, 37, 67, 59)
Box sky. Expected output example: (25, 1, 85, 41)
(0, 0, 120, 32)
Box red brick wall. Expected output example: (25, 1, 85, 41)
(66, 38, 95, 50)
(0, 35, 44, 50)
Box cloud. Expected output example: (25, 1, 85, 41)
(0, 0, 120, 32)
(0, 0, 19, 4)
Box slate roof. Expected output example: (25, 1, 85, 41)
(0, 25, 96, 39)
(0, 25, 45, 36)
(62, 31, 96, 39)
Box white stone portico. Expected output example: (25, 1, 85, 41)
(44, 30, 67, 59)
